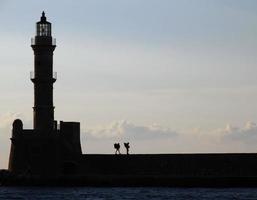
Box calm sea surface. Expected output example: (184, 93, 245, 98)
(0, 187, 257, 200)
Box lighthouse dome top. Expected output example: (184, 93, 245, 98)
(37, 11, 51, 24)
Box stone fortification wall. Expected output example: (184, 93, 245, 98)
(79, 154, 257, 177)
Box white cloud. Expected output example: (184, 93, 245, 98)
(0, 112, 22, 131)
(220, 121, 257, 143)
(82, 120, 257, 155)
(83, 120, 177, 140)
(0, 112, 31, 132)
(83, 120, 257, 142)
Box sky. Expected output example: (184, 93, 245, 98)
(0, 0, 257, 168)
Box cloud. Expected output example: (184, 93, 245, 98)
(0, 112, 32, 132)
(0, 112, 22, 131)
(82, 120, 257, 155)
(83, 120, 177, 140)
(82, 120, 257, 144)
(221, 121, 257, 143)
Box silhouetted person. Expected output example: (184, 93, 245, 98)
(124, 142, 130, 155)
(114, 143, 121, 154)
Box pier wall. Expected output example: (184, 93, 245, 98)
(78, 153, 257, 177)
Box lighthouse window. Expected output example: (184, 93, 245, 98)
(37, 24, 51, 36)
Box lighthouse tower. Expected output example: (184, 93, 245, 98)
(31, 12, 56, 133)
(8, 12, 82, 175)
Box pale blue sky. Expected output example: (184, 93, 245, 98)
(0, 0, 257, 168)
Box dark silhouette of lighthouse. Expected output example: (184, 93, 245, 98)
(31, 12, 56, 133)
(8, 12, 82, 175)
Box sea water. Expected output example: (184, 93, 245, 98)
(0, 187, 256, 200)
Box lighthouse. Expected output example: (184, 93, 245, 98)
(8, 12, 82, 175)
(31, 12, 56, 133)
